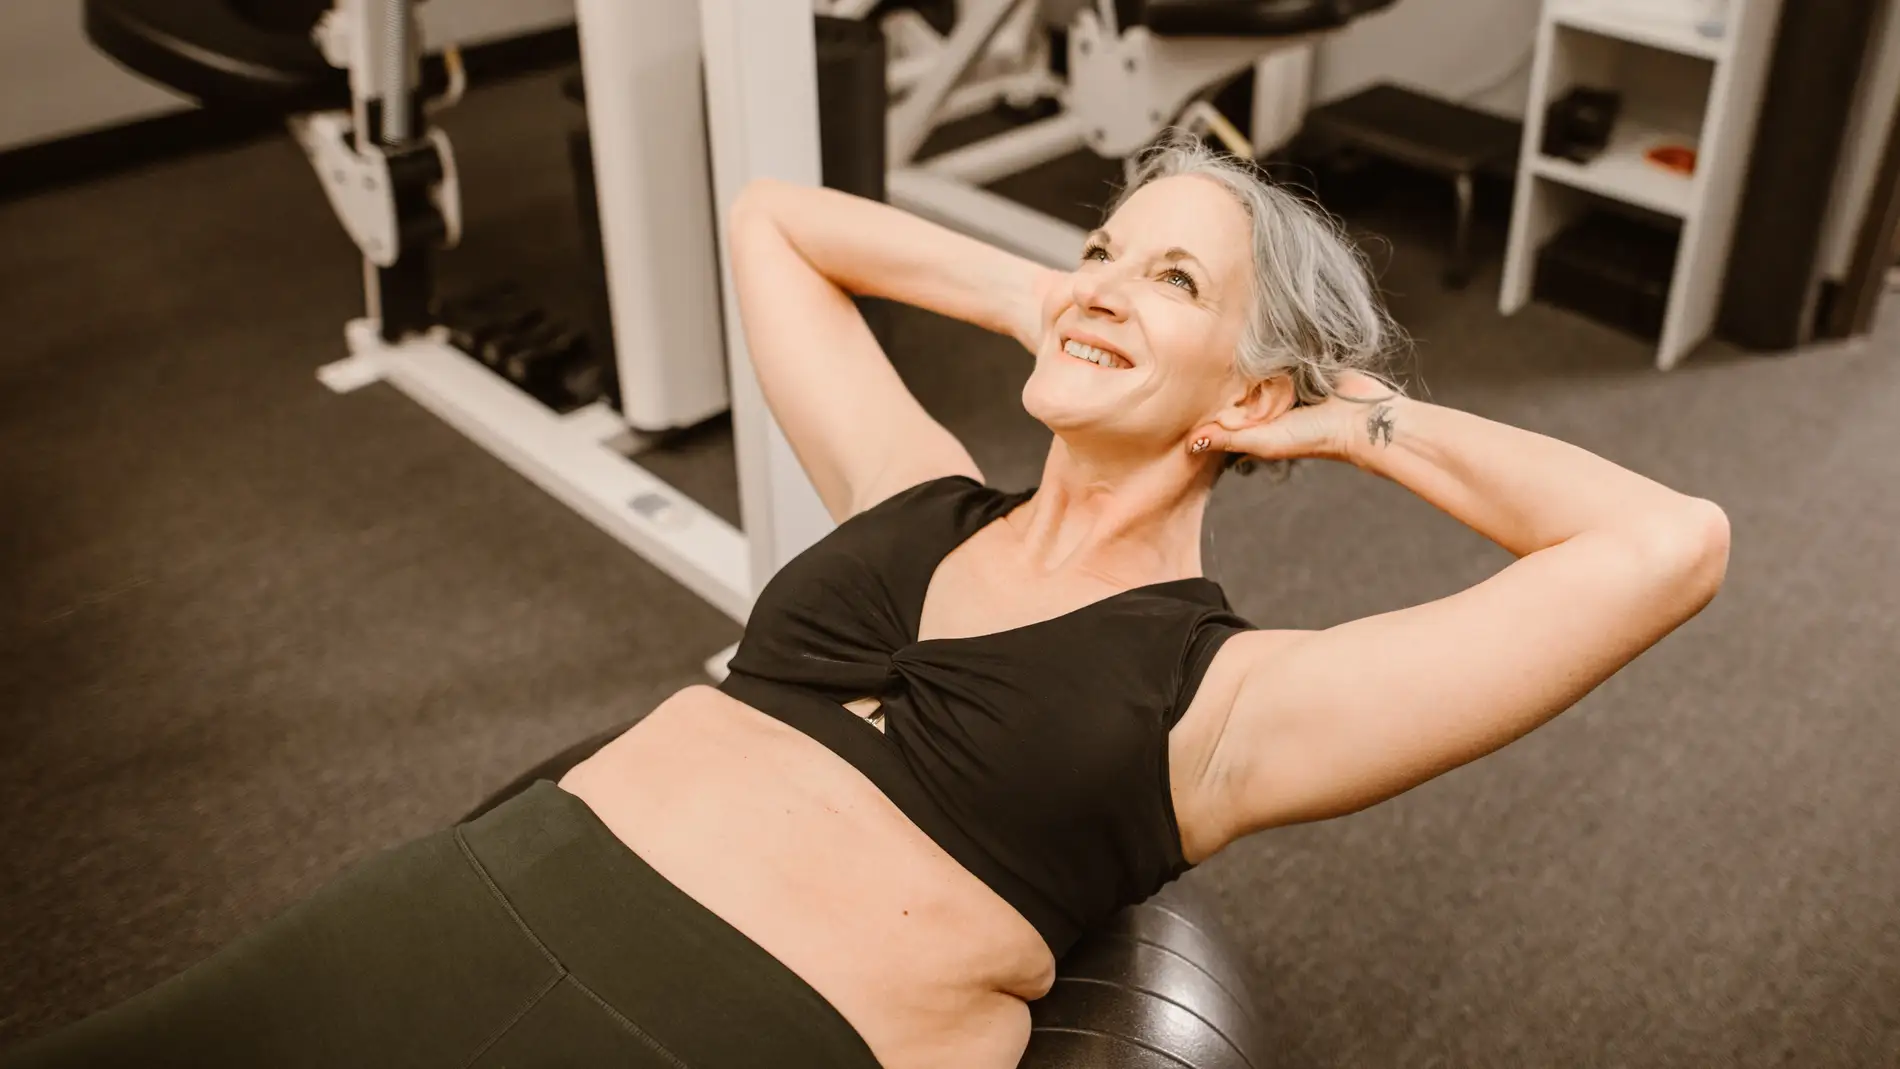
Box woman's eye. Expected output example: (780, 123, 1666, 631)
(1080, 245, 1196, 295)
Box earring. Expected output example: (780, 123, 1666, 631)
(1189, 438, 1211, 455)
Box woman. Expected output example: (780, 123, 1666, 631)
(5, 135, 1729, 1069)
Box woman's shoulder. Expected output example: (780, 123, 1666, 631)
(854, 473, 1030, 523)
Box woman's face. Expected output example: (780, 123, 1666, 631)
(1022, 174, 1257, 456)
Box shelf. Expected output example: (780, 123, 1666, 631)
(1507, 0, 1783, 370)
(1532, 120, 1698, 218)
(1550, 2, 1727, 61)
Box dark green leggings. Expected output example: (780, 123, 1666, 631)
(2, 782, 882, 1069)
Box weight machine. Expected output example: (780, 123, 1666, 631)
(878, 0, 1396, 267)
(286, 0, 833, 677)
(85, 0, 1398, 679)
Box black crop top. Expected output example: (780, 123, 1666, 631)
(718, 476, 1253, 956)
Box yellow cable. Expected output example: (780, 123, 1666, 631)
(437, 44, 467, 111)
(1195, 103, 1252, 159)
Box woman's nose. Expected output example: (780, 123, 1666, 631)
(1070, 266, 1128, 320)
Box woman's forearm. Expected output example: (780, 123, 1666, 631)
(1343, 397, 1721, 557)
(732, 178, 1056, 351)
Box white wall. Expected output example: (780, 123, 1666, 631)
(1312, 0, 1542, 118)
(0, 0, 188, 151)
(1819, 0, 1900, 281)
(421, 0, 575, 52)
(0, 0, 576, 153)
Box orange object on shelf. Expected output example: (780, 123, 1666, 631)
(1645, 144, 1697, 175)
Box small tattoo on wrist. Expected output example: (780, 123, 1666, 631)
(1365, 404, 1396, 447)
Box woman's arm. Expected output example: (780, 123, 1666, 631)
(739, 178, 1058, 351)
(725, 180, 1057, 518)
(1339, 395, 1717, 556)
(1181, 398, 1731, 844)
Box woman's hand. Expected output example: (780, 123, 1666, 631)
(738, 179, 1065, 351)
(1011, 267, 1064, 355)
(1189, 370, 1402, 465)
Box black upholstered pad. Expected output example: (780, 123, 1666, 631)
(84, 0, 347, 112)
(1126, 0, 1400, 37)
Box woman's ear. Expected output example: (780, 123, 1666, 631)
(1218, 374, 1296, 433)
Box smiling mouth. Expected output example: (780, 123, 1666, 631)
(1061, 338, 1131, 369)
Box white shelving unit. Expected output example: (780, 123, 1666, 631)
(1549, 4, 1728, 62)
(1500, 0, 1784, 369)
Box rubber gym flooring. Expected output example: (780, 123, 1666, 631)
(2, 67, 1895, 1065)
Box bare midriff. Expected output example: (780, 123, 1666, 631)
(557, 684, 1059, 1069)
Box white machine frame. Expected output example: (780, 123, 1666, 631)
(885, 0, 1316, 267)
(313, 0, 833, 677)
(296, 0, 1326, 677)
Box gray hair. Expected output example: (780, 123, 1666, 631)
(1108, 130, 1408, 475)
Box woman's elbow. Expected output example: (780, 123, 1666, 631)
(1690, 499, 1732, 603)
(1644, 498, 1732, 612)
(730, 177, 791, 228)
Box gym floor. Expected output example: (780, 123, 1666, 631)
(2, 67, 1896, 1066)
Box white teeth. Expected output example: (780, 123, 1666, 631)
(1063, 339, 1123, 368)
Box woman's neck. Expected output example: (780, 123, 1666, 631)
(1008, 438, 1214, 587)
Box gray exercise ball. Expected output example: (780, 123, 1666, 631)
(1020, 878, 1267, 1068)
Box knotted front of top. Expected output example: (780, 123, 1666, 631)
(718, 476, 1252, 955)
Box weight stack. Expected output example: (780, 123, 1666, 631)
(814, 15, 895, 353)
(815, 15, 887, 202)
